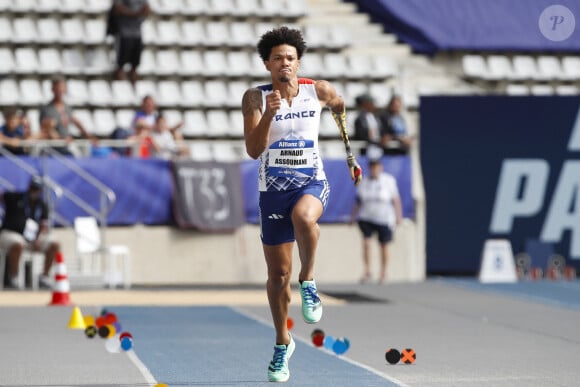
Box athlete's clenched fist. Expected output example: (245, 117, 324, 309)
(265, 90, 282, 115)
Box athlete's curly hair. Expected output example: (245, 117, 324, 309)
(257, 26, 307, 61)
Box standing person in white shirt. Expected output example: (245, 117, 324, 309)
(351, 158, 402, 284)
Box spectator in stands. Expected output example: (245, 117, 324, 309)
(35, 117, 59, 140)
(380, 95, 414, 153)
(352, 93, 389, 156)
(0, 108, 30, 156)
(168, 118, 185, 143)
(0, 176, 59, 289)
(128, 95, 158, 157)
(39, 77, 93, 156)
(131, 95, 157, 134)
(107, 96, 156, 157)
(242, 26, 362, 383)
(111, 0, 151, 85)
(133, 120, 154, 158)
(351, 157, 402, 284)
(149, 114, 189, 160)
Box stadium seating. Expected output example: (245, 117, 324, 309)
(461, 53, 579, 94)
(0, 0, 573, 144)
(183, 110, 208, 137)
(115, 108, 134, 130)
(346, 0, 577, 97)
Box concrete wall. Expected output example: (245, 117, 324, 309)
(52, 219, 425, 286)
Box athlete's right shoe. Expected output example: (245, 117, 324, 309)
(299, 279, 323, 323)
(268, 333, 296, 382)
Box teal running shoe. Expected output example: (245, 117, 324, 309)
(267, 333, 295, 382)
(300, 280, 322, 324)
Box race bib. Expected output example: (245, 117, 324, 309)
(268, 139, 315, 178)
(23, 218, 39, 242)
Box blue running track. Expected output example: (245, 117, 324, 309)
(115, 306, 398, 386)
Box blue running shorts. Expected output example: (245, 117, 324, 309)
(259, 180, 330, 245)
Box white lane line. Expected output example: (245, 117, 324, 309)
(127, 349, 158, 385)
(231, 306, 410, 387)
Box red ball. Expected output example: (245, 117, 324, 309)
(103, 313, 118, 325)
(119, 331, 133, 340)
(312, 333, 325, 347)
(95, 316, 106, 328)
(310, 329, 324, 339)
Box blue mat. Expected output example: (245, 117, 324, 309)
(113, 306, 397, 386)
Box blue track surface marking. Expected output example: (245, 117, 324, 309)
(113, 306, 399, 386)
(443, 278, 580, 310)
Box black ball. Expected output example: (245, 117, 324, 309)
(385, 348, 401, 365)
(98, 325, 110, 338)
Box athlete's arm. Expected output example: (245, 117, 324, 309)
(394, 195, 403, 226)
(315, 80, 344, 112)
(242, 88, 281, 159)
(315, 80, 362, 185)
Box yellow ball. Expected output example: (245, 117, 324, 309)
(83, 315, 95, 327)
(106, 324, 116, 338)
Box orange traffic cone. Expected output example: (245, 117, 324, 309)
(49, 252, 72, 306)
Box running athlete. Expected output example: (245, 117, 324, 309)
(241, 26, 362, 383)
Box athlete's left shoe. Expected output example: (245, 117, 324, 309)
(267, 333, 296, 382)
(299, 279, 322, 324)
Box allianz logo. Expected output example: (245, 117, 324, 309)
(277, 140, 306, 148)
(490, 105, 580, 259)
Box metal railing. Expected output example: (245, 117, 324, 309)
(0, 146, 67, 227)
(0, 145, 116, 247)
(8, 138, 370, 160)
(37, 146, 117, 247)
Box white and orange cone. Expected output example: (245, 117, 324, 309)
(49, 252, 72, 306)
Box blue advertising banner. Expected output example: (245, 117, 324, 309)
(1, 155, 414, 227)
(421, 96, 580, 274)
(0, 157, 174, 226)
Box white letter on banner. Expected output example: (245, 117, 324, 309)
(211, 168, 230, 221)
(568, 105, 580, 151)
(178, 167, 196, 212)
(490, 159, 549, 233)
(540, 161, 580, 259)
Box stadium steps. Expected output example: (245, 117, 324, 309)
(305, 0, 476, 103)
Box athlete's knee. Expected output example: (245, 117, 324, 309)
(293, 194, 322, 223)
(268, 269, 291, 288)
(292, 207, 319, 230)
